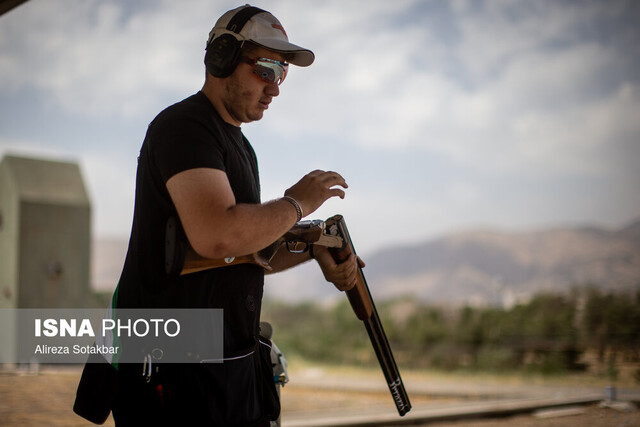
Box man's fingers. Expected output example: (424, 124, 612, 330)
(320, 171, 348, 188)
(329, 188, 346, 199)
(334, 254, 359, 291)
(306, 170, 347, 189)
(317, 251, 358, 292)
(306, 169, 325, 178)
(286, 169, 349, 215)
(339, 280, 356, 291)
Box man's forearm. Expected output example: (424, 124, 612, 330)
(167, 167, 300, 260)
(182, 198, 300, 260)
(213, 199, 299, 256)
(265, 248, 313, 274)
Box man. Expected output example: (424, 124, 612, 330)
(75, 4, 361, 426)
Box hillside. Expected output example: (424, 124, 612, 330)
(363, 221, 640, 306)
(263, 218, 640, 306)
(92, 218, 640, 306)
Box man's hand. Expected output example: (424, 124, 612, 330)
(313, 244, 365, 291)
(284, 170, 348, 217)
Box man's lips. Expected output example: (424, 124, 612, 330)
(259, 98, 271, 109)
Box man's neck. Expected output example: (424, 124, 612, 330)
(201, 80, 242, 127)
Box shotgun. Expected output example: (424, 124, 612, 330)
(324, 214, 411, 416)
(166, 215, 412, 415)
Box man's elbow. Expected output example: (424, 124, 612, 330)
(188, 235, 233, 260)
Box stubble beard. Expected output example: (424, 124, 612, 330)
(223, 77, 264, 125)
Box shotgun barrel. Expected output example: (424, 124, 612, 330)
(325, 215, 411, 416)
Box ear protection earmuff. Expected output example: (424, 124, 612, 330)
(205, 6, 265, 78)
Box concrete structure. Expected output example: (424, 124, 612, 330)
(0, 154, 92, 309)
(0, 154, 93, 363)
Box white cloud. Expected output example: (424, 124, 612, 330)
(0, 0, 220, 118)
(280, 0, 640, 184)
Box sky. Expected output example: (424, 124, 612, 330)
(1, 0, 639, 256)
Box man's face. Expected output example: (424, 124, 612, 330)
(221, 46, 286, 125)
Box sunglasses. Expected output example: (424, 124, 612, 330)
(241, 57, 289, 86)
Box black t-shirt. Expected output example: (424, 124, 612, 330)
(116, 91, 264, 353)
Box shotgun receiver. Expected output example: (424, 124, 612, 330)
(324, 214, 411, 416)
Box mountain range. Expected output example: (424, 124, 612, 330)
(93, 218, 640, 307)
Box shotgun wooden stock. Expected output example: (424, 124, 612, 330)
(325, 214, 412, 416)
(181, 241, 280, 275)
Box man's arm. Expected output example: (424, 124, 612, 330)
(265, 249, 313, 274)
(266, 243, 362, 293)
(166, 167, 347, 260)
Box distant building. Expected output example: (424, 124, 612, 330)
(0, 154, 92, 309)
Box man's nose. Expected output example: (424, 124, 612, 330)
(265, 82, 279, 97)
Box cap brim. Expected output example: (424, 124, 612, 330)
(250, 38, 315, 67)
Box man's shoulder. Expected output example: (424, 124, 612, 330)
(147, 92, 229, 140)
(157, 92, 212, 121)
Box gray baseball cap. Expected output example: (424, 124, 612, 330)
(207, 5, 315, 67)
